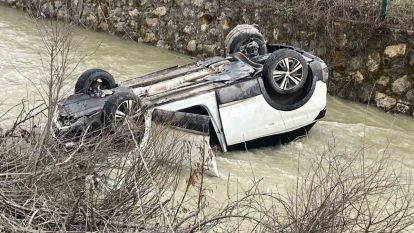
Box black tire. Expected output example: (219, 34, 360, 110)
(225, 24, 267, 57)
(75, 69, 117, 94)
(263, 49, 308, 95)
(102, 91, 142, 128)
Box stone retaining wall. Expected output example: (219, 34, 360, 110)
(1, 0, 414, 116)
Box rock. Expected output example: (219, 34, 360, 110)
(396, 103, 410, 114)
(115, 22, 125, 33)
(144, 32, 157, 43)
(337, 34, 347, 47)
(98, 22, 109, 31)
(153, 7, 167, 16)
(175, 0, 184, 6)
(353, 71, 364, 84)
(273, 28, 279, 41)
(367, 52, 380, 72)
(113, 7, 123, 17)
(375, 92, 397, 111)
(406, 89, 414, 102)
(201, 24, 208, 31)
(383, 62, 406, 78)
(384, 44, 407, 58)
(350, 56, 363, 70)
(183, 8, 195, 17)
(204, 44, 217, 54)
(193, 0, 204, 7)
(86, 14, 97, 25)
(167, 20, 174, 28)
(146, 18, 159, 27)
(187, 40, 196, 52)
(358, 83, 373, 103)
(156, 40, 165, 48)
(183, 24, 195, 34)
(392, 75, 412, 95)
(377, 76, 390, 87)
(129, 9, 139, 17)
(222, 18, 230, 31)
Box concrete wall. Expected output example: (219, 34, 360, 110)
(2, 0, 414, 116)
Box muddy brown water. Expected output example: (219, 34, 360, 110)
(1, 6, 414, 202)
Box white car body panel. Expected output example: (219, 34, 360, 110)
(219, 95, 285, 145)
(219, 81, 326, 145)
(281, 81, 327, 132)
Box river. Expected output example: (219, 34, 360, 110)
(1, 6, 414, 201)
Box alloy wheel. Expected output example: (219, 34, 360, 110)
(272, 57, 304, 91)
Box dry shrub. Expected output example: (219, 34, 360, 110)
(0, 111, 185, 232)
(1, 105, 414, 232)
(285, 0, 414, 30)
(178, 142, 414, 232)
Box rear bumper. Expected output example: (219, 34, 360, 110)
(315, 108, 327, 121)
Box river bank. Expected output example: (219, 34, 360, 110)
(1, 0, 414, 116)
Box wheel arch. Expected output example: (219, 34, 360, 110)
(178, 105, 226, 151)
(259, 65, 318, 111)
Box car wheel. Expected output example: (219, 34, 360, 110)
(75, 69, 117, 94)
(102, 91, 143, 128)
(263, 49, 309, 95)
(224, 24, 267, 57)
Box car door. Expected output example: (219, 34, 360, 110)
(217, 79, 286, 146)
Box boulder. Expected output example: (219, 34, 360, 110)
(391, 75, 412, 95)
(358, 83, 373, 103)
(384, 44, 407, 58)
(337, 34, 347, 47)
(377, 76, 390, 87)
(153, 7, 167, 16)
(187, 40, 196, 52)
(273, 28, 279, 41)
(222, 17, 230, 31)
(375, 92, 397, 111)
(146, 18, 159, 27)
(367, 52, 380, 72)
(203, 44, 217, 54)
(174, 0, 184, 6)
(193, 0, 204, 7)
(86, 14, 97, 25)
(98, 22, 109, 31)
(353, 71, 364, 84)
(201, 24, 208, 31)
(396, 101, 410, 114)
(406, 89, 414, 102)
(144, 32, 157, 43)
(183, 24, 195, 34)
(129, 9, 139, 17)
(156, 40, 165, 48)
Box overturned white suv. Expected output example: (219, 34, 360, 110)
(54, 25, 328, 175)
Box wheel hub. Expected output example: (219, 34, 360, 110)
(272, 57, 303, 91)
